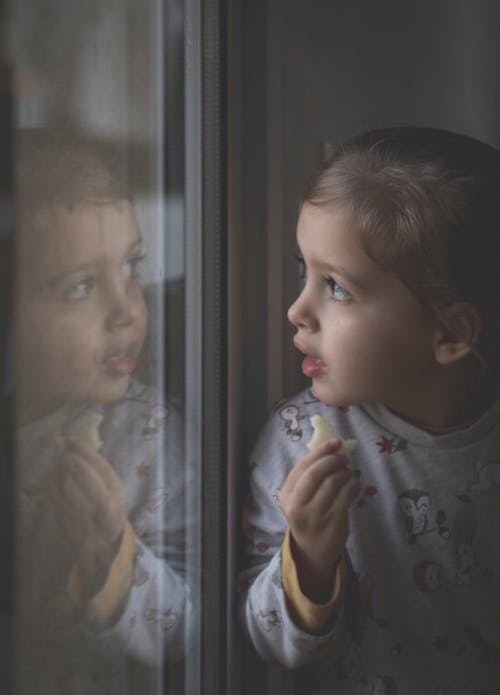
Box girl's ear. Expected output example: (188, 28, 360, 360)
(433, 302, 483, 365)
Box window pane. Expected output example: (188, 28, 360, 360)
(4, 1, 203, 693)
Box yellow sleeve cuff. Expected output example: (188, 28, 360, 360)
(281, 528, 345, 634)
(67, 521, 137, 629)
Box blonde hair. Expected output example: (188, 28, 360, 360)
(305, 127, 500, 380)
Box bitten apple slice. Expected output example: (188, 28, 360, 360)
(76, 411, 104, 451)
(307, 414, 356, 455)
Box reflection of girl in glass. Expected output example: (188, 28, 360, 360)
(15, 130, 190, 694)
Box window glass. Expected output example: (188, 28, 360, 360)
(4, 1, 202, 693)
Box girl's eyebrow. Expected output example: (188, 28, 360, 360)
(295, 242, 368, 291)
(47, 236, 143, 287)
(47, 260, 97, 287)
(318, 261, 368, 291)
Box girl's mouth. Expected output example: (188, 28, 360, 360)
(103, 347, 137, 376)
(301, 355, 328, 378)
(293, 336, 328, 378)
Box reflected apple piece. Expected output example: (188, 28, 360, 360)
(74, 412, 103, 450)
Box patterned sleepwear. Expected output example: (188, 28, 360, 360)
(240, 388, 500, 695)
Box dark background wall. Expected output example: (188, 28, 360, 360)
(278, 0, 500, 399)
(232, 0, 500, 448)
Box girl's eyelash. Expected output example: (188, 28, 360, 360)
(293, 253, 351, 301)
(125, 253, 146, 276)
(129, 252, 146, 264)
(63, 253, 146, 299)
(293, 253, 307, 279)
(64, 277, 95, 300)
(325, 276, 351, 302)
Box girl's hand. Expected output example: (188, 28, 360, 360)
(50, 437, 128, 600)
(279, 439, 360, 602)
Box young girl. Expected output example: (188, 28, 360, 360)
(240, 127, 500, 694)
(14, 129, 191, 694)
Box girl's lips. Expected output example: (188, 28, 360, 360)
(293, 337, 328, 378)
(301, 355, 328, 378)
(103, 348, 137, 376)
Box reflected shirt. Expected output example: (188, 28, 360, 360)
(16, 379, 191, 695)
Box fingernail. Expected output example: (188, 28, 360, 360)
(329, 438, 343, 450)
(64, 436, 78, 449)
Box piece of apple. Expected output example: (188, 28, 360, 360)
(307, 414, 356, 455)
(76, 411, 104, 450)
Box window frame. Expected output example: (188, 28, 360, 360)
(184, 0, 228, 692)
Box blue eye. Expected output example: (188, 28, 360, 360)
(123, 254, 146, 279)
(64, 278, 94, 300)
(326, 277, 351, 302)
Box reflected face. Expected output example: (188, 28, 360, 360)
(288, 203, 440, 415)
(17, 200, 148, 420)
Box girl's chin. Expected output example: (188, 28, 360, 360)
(96, 375, 133, 402)
(311, 379, 336, 405)
(311, 380, 351, 408)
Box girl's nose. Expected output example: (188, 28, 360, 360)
(106, 280, 142, 329)
(287, 290, 319, 332)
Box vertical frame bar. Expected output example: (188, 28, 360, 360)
(266, 0, 285, 410)
(201, 0, 227, 691)
(184, 0, 203, 689)
(0, 31, 15, 695)
(184, 0, 226, 693)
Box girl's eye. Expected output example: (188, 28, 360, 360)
(325, 277, 351, 302)
(293, 253, 307, 280)
(123, 254, 146, 279)
(64, 278, 94, 300)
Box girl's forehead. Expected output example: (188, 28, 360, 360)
(24, 200, 138, 244)
(297, 202, 364, 257)
(298, 200, 350, 231)
(296, 201, 424, 303)
(18, 200, 140, 275)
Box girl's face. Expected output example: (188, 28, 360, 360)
(17, 200, 148, 421)
(288, 202, 442, 421)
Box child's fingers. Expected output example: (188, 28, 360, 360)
(285, 469, 353, 529)
(60, 450, 109, 507)
(282, 439, 345, 496)
(62, 439, 124, 502)
(66, 437, 121, 490)
(76, 534, 120, 598)
(285, 454, 350, 508)
(328, 475, 361, 519)
(70, 458, 126, 538)
(51, 470, 92, 542)
(305, 467, 354, 512)
(58, 450, 127, 539)
(95, 490, 127, 543)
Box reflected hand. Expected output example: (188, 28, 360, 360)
(51, 437, 127, 601)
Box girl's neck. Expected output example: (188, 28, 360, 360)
(17, 394, 81, 428)
(386, 365, 497, 433)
